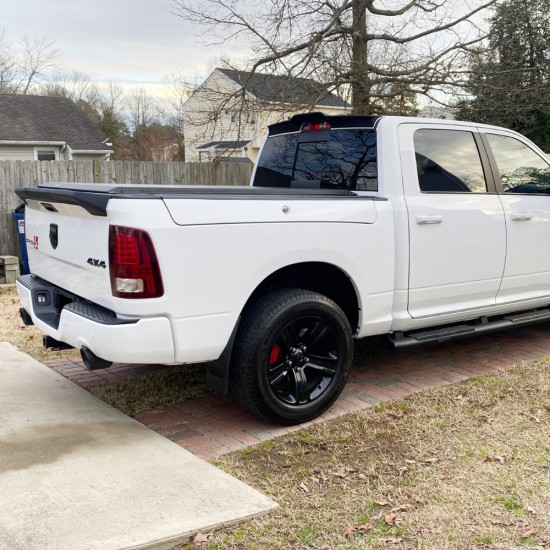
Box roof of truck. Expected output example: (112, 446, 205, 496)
(268, 112, 380, 135)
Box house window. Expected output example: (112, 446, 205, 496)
(35, 149, 58, 161)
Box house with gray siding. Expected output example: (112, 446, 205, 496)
(0, 94, 113, 161)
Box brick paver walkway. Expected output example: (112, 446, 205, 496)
(44, 323, 550, 460)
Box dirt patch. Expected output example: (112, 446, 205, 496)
(0, 286, 78, 362)
(185, 360, 550, 549)
(88, 364, 212, 416)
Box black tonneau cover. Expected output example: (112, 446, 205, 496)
(16, 183, 382, 217)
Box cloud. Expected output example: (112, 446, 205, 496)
(4, 0, 223, 84)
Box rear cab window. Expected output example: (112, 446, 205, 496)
(253, 121, 378, 191)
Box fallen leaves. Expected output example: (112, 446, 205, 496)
(381, 536, 404, 544)
(310, 469, 328, 486)
(483, 454, 507, 464)
(343, 524, 356, 538)
(342, 504, 410, 541)
(385, 504, 409, 527)
(405, 457, 439, 466)
(384, 511, 401, 526)
(193, 531, 214, 544)
(491, 519, 513, 527)
(520, 527, 538, 538)
(489, 517, 541, 541)
(329, 467, 356, 478)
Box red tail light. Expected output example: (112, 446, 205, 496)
(109, 226, 164, 299)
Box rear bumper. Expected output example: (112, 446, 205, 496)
(16, 275, 175, 364)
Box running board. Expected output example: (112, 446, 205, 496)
(389, 306, 550, 349)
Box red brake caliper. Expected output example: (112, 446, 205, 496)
(269, 343, 281, 366)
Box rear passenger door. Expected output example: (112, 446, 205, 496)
(481, 131, 550, 303)
(399, 123, 506, 318)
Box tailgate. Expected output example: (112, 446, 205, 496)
(23, 198, 112, 305)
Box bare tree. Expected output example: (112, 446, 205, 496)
(172, 0, 498, 114)
(159, 71, 196, 134)
(0, 29, 58, 94)
(125, 87, 160, 160)
(40, 69, 95, 103)
(17, 34, 58, 94)
(126, 87, 157, 133)
(0, 29, 17, 92)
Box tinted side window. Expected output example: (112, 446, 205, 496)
(253, 133, 299, 187)
(414, 129, 488, 193)
(253, 129, 377, 191)
(486, 134, 550, 194)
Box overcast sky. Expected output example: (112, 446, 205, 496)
(4, 0, 230, 94)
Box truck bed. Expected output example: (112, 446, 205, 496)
(16, 183, 379, 216)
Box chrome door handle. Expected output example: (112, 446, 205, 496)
(511, 212, 532, 221)
(416, 215, 443, 225)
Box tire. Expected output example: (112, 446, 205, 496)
(231, 288, 354, 425)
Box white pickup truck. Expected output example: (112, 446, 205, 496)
(16, 113, 550, 424)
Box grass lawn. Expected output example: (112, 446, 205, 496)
(182, 360, 550, 549)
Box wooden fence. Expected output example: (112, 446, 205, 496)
(0, 160, 253, 257)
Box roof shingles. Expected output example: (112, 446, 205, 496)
(217, 68, 349, 109)
(0, 94, 111, 151)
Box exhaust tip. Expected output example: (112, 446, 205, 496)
(80, 347, 113, 371)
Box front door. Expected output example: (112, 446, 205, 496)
(482, 131, 550, 303)
(398, 123, 506, 318)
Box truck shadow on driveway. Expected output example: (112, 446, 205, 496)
(47, 322, 550, 460)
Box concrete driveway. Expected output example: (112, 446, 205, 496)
(0, 342, 276, 550)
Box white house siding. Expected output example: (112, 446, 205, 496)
(184, 70, 250, 162)
(184, 70, 350, 162)
(0, 146, 36, 161)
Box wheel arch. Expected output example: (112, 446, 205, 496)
(206, 261, 361, 395)
(243, 262, 360, 333)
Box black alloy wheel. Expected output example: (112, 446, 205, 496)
(267, 315, 341, 406)
(232, 288, 354, 425)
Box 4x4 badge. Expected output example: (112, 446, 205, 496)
(87, 258, 107, 269)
